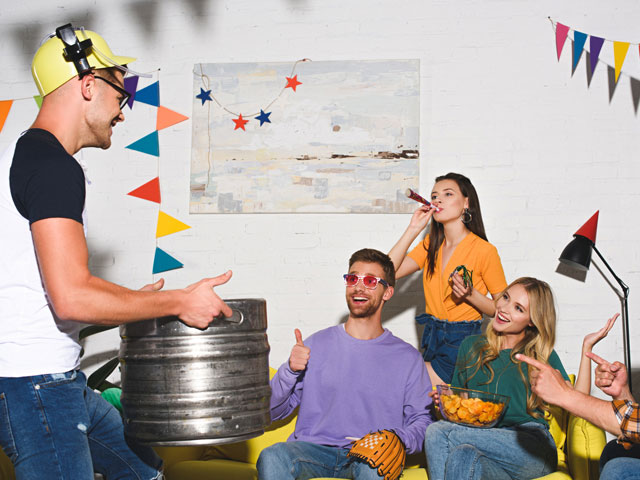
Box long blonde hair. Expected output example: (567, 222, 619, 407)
(463, 277, 557, 418)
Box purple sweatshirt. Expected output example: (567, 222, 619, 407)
(270, 325, 434, 454)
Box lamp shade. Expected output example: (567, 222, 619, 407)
(559, 235, 593, 271)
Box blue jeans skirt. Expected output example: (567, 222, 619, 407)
(0, 369, 162, 480)
(416, 313, 482, 384)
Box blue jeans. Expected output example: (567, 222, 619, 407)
(425, 421, 557, 480)
(0, 370, 162, 480)
(417, 314, 482, 383)
(257, 441, 383, 479)
(600, 457, 640, 480)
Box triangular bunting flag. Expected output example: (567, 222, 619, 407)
(156, 211, 191, 238)
(555, 22, 570, 60)
(135, 81, 160, 106)
(572, 31, 588, 70)
(124, 76, 139, 109)
(590, 36, 605, 75)
(126, 131, 159, 157)
(614, 41, 630, 83)
(153, 247, 183, 274)
(33, 95, 43, 109)
(156, 106, 189, 131)
(0, 100, 13, 134)
(127, 177, 161, 203)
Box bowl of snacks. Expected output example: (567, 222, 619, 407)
(437, 385, 509, 428)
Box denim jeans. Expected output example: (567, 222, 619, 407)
(417, 314, 482, 384)
(0, 370, 162, 480)
(425, 420, 557, 480)
(257, 441, 383, 479)
(599, 439, 640, 480)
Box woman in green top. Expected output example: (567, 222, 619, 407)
(424, 277, 568, 480)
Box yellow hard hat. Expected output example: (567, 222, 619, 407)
(32, 26, 136, 97)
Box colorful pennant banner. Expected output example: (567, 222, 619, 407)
(127, 177, 161, 204)
(156, 211, 191, 238)
(153, 247, 183, 274)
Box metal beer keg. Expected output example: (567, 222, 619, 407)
(119, 298, 270, 446)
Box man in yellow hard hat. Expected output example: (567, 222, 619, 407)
(0, 24, 233, 479)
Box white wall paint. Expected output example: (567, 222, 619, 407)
(2, 0, 639, 399)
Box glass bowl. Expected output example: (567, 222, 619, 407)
(437, 385, 510, 428)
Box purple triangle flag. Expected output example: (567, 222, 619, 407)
(572, 31, 588, 70)
(124, 76, 139, 109)
(135, 81, 160, 107)
(556, 22, 570, 60)
(153, 247, 183, 274)
(590, 36, 605, 75)
(126, 131, 159, 157)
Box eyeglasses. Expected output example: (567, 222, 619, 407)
(93, 75, 131, 110)
(343, 274, 389, 289)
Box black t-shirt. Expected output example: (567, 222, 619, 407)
(9, 129, 85, 224)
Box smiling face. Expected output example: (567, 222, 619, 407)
(430, 179, 469, 224)
(491, 283, 534, 347)
(85, 69, 126, 149)
(345, 261, 393, 319)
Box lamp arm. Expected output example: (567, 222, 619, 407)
(592, 244, 632, 394)
(592, 244, 629, 299)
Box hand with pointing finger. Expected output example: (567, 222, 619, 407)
(586, 351, 632, 401)
(179, 271, 233, 329)
(515, 353, 572, 407)
(289, 328, 310, 372)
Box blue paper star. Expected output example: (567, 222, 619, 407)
(255, 109, 272, 126)
(196, 88, 212, 105)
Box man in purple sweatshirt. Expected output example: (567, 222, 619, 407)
(257, 248, 434, 479)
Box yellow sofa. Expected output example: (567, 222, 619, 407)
(155, 399, 606, 480)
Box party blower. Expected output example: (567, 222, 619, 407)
(405, 188, 442, 212)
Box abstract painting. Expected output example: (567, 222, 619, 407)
(190, 59, 420, 213)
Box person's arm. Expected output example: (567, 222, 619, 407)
(269, 329, 310, 420)
(31, 218, 232, 328)
(388, 206, 433, 279)
(516, 353, 623, 435)
(393, 359, 434, 454)
(574, 315, 619, 394)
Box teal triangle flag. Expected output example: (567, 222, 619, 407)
(126, 131, 159, 157)
(572, 31, 588, 70)
(135, 81, 160, 106)
(153, 247, 183, 274)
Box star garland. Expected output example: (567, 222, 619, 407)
(195, 58, 310, 131)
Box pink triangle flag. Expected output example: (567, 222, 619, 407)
(555, 23, 570, 61)
(156, 106, 189, 131)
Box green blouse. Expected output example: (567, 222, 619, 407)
(451, 335, 569, 428)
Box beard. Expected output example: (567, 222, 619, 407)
(346, 295, 382, 318)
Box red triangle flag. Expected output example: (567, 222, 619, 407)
(156, 106, 189, 131)
(0, 100, 13, 133)
(127, 177, 161, 204)
(574, 211, 599, 244)
(555, 23, 570, 60)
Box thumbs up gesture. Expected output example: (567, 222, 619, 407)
(289, 328, 311, 372)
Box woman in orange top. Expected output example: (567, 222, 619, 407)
(389, 172, 507, 386)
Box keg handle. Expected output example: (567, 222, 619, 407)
(215, 309, 243, 325)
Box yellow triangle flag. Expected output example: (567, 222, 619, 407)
(156, 211, 191, 238)
(614, 41, 630, 82)
(0, 100, 13, 133)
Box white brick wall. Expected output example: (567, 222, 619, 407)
(1, 0, 639, 400)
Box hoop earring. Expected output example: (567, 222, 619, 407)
(461, 208, 472, 224)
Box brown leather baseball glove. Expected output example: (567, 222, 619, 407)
(347, 429, 406, 480)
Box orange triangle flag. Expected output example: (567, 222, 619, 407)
(127, 177, 161, 203)
(156, 211, 191, 238)
(0, 100, 13, 133)
(156, 106, 189, 131)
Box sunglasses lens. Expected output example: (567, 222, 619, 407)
(344, 274, 358, 286)
(362, 276, 378, 288)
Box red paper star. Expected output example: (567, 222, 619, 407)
(285, 75, 302, 92)
(233, 113, 249, 131)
